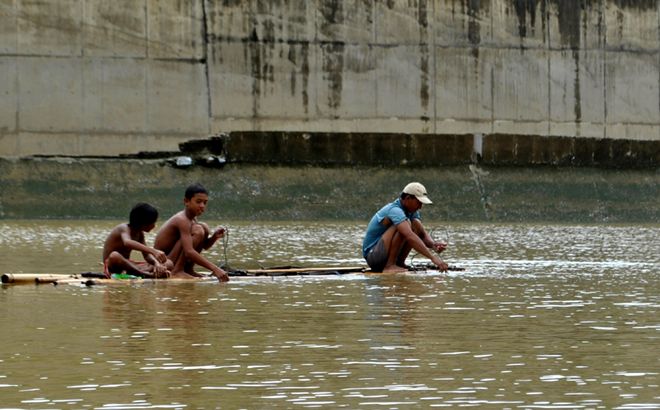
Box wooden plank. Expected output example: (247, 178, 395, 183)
(242, 266, 366, 274)
(5, 265, 465, 286)
(86, 278, 211, 285)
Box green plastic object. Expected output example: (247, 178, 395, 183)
(110, 273, 140, 280)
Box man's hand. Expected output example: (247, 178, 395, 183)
(431, 256, 448, 272)
(433, 241, 447, 253)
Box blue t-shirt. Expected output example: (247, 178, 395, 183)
(362, 198, 421, 258)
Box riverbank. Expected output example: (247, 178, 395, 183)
(1, 156, 657, 222)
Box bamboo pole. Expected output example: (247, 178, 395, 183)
(1, 273, 75, 284)
(51, 278, 89, 286)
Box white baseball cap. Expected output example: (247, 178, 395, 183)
(402, 182, 432, 204)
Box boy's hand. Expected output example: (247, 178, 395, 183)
(212, 267, 229, 282)
(153, 263, 170, 278)
(212, 226, 227, 239)
(153, 249, 168, 263)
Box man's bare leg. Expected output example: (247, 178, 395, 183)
(381, 226, 409, 273)
(394, 220, 425, 268)
(395, 242, 413, 269)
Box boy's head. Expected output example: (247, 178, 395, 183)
(185, 183, 208, 200)
(129, 203, 159, 230)
(184, 183, 210, 217)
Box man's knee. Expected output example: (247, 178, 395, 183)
(381, 225, 398, 244)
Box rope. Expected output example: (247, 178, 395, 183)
(219, 228, 230, 270)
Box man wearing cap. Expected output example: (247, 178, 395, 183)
(362, 182, 448, 273)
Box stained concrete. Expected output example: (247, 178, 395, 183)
(221, 132, 660, 167)
(1, 0, 659, 158)
(131, 132, 658, 168)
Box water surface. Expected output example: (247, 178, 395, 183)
(0, 221, 658, 409)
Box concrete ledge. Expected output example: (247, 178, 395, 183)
(5, 131, 657, 168)
(223, 132, 474, 166)
(480, 134, 660, 168)
(213, 132, 659, 168)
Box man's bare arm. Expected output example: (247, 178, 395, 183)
(396, 221, 448, 271)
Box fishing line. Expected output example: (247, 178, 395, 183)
(440, 225, 450, 254)
(220, 228, 230, 269)
(408, 226, 450, 269)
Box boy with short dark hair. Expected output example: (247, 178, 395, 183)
(102, 202, 171, 278)
(154, 183, 229, 282)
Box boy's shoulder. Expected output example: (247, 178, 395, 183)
(127, 223, 146, 235)
(109, 222, 130, 233)
(162, 210, 190, 226)
(174, 210, 193, 221)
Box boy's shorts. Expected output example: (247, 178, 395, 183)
(365, 239, 387, 272)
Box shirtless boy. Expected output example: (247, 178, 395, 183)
(102, 203, 171, 278)
(154, 183, 229, 282)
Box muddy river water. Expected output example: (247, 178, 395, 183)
(0, 220, 658, 409)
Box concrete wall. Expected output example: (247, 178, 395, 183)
(0, 0, 210, 156)
(0, 0, 659, 157)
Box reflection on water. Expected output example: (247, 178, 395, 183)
(0, 220, 658, 409)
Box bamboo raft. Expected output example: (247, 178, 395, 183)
(2, 264, 463, 286)
(1, 266, 367, 286)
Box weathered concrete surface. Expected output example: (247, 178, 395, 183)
(119, 132, 660, 168)
(0, 0, 659, 158)
(0, 158, 657, 223)
(219, 132, 660, 168)
(0, 0, 210, 156)
(206, 0, 660, 141)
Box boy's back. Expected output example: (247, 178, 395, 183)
(102, 202, 170, 278)
(102, 223, 144, 261)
